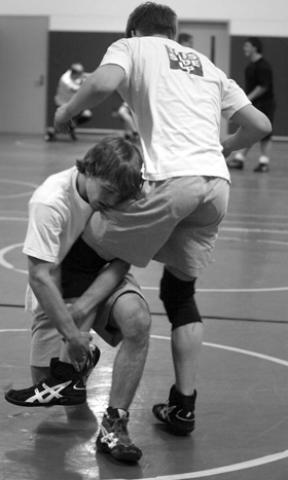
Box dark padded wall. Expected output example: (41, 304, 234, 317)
(230, 36, 288, 136)
(47, 32, 124, 129)
(47, 33, 288, 135)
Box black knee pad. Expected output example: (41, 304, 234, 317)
(159, 268, 202, 330)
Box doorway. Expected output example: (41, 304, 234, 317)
(178, 21, 230, 136)
(0, 16, 48, 134)
(178, 21, 230, 74)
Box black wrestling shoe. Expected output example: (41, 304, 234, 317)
(82, 344, 101, 382)
(69, 125, 78, 141)
(96, 407, 142, 463)
(253, 163, 269, 173)
(152, 385, 197, 435)
(5, 358, 86, 407)
(44, 128, 56, 142)
(227, 158, 244, 170)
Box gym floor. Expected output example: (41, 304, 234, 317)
(0, 133, 288, 480)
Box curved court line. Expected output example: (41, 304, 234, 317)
(0, 217, 27, 221)
(225, 218, 288, 229)
(220, 236, 288, 247)
(222, 226, 288, 234)
(232, 187, 288, 194)
(0, 243, 27, 274)
(0, 329, 28, 333)
(113, 450, 288, 480)
(143, 285, 288, 293)
(0, 179, 37, 199)
(153, 336, 288, 367)
(138, 335, 288, 479)
(1, 329, 288, 478)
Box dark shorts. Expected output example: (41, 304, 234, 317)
(253, 99, 276, 140)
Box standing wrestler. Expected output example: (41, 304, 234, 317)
(54, 2, 271, 441)
(228, 37, 275, 172)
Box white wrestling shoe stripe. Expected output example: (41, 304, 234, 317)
(26, 380, 72, 404)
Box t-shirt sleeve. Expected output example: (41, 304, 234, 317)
(219, 70, 251, 120)
(100, 38, 132, 77)
(23, 202, 64, 263)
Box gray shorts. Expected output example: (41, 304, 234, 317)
(30, 273, 144, 367)
(83, 176, 230, 278)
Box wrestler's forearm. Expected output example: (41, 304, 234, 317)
(71, 259, 130, 325)
(222, 104, 271, 157)
(64, 65, 125, 119)
(29, 269, 80, 341)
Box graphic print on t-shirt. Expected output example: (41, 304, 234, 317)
(165, 46, 203, 76)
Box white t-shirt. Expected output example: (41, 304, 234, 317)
(101, 37, 251, 181)
(23, 167, 93, 311)
(55, 70, 83, 106)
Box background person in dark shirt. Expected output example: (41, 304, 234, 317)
(228, 37, 276, 172)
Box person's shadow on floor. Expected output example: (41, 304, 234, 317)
(5, 405, 98, 480)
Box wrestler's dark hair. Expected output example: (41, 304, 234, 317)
(178, 33, 193, 45)
(246, 37, 263, 54)
(125, 2, 177, 39)
(76, 136, 143, 202)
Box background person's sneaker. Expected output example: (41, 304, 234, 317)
(152, 385, 197, 435)
(227, 158, 244, 170)
(96, 407, 142, 463)
(5, 358, 86, 407)
(68, 123, 78, 141)
(44, 127, 56, 142)
(253, 163, 269, 173)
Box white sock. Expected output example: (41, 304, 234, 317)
(234, 152, 245, 161)
(259, 155, 269, 165)
(117, 408, 128, 418)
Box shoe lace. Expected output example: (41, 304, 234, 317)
(112, 417, 132, 445)
(161, 404, 176, 420)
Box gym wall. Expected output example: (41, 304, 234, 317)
(47, 32, 288, 136)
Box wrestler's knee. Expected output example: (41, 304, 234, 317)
(115, 295, 151, 341)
